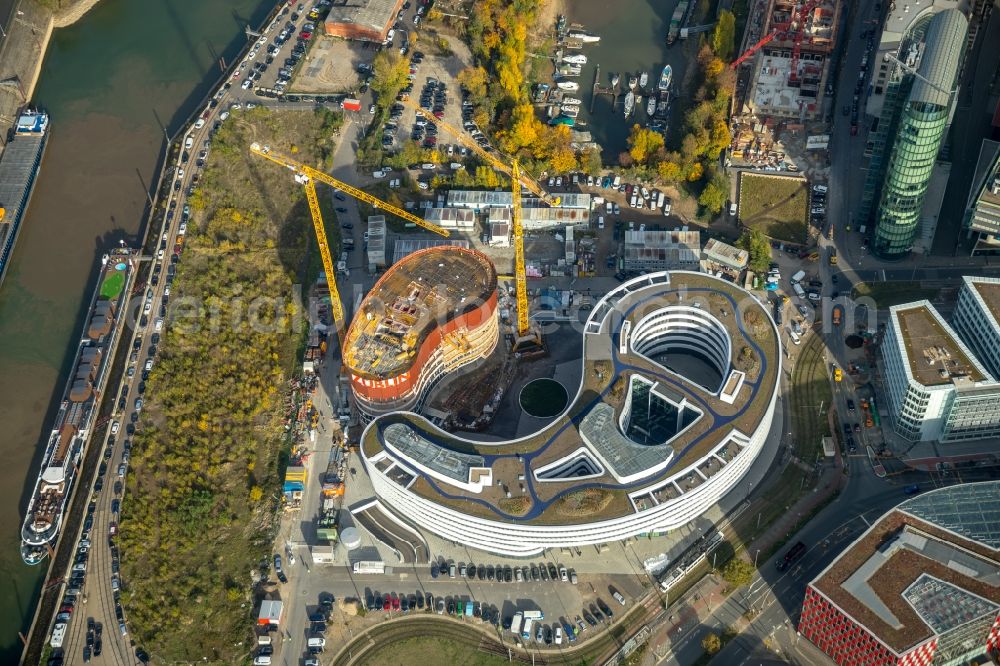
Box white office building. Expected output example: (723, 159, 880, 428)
(882, 300, 1000, 442)
(953, 275, 1000, 379)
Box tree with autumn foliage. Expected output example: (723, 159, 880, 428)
(626, 124, 666, 166)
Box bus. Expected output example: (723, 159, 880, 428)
(523, 610, 544, 621)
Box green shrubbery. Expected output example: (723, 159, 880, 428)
(119, 108, 335, 661)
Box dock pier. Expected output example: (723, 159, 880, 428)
(590, 64, 620, 113)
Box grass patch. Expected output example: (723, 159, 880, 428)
(789, 333, 833, 462)
(356, 636, 510, 666)
(737, 172, 808, 243)
(99, 271, 125, 299)
(852, 281, 941, 308)
(556, 488, 617, 516)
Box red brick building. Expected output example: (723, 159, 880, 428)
(798, 482, 1000, 666)
(323, 0, 403, 42)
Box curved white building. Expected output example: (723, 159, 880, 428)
(360, 272, 781, 556)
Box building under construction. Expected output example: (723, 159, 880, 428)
(746, 0, 842, 121)
(344, 246, 500, 421)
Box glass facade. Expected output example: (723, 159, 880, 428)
(873, 100, 950, 258)
(869, 10, 968, 259)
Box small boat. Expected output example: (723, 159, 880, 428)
(550, 115, 575, 126)
(611, 72, 621, 87)
(563, 96, 583, 105)
(557, 64, 582, 77)
(562, 54, 587, 65)
(556, 80, 580, 91)
(623, 91, 635, 118)
(647, 96, 656, 116)
(658, 64, 673, 92)
(560, 105, 580, 117)
(567, 30, 600, 43)
(639, 71, 648, 89)
(628, 74, 638, 89)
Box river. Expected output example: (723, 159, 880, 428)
(565, 0, 700, 160)
(0, 0, 272, 658)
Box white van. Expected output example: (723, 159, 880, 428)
(788, 329, 802, 345)
(50, 623, 67, 649)
(597, 216, 605, 229)
(257, 635, 272, 646)
(253, 656, 272, 666)
(554, 626, 564, 645)
(184, 135, 194, 150)
(307, 637, 326, 649)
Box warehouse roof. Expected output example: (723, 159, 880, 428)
(324, 0, 399, 37)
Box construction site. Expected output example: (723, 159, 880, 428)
(741, 0, 842, 123)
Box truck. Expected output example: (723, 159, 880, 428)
(352, 560, 385, 574)
(510, 612, 523, 636)
(790, 270, 806, 284)
(792, 283, 806, 299)
(523, 610, 544, 621)
(829, 247, 838, 265)
(341, 97, 362, 112)
(522, 618, 534, 639)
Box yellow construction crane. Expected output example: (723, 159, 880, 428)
(249, 142, 450, 349)
(301, 177, 346, 348)
(511, 161, 542, 350)
(401, 98, 560, 207)
(249, 142, 450, 238)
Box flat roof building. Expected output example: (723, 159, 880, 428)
(702, 238, 749, 271)
(963, 139, 1000, 255)
(323, 0, 403, 42)
(622, 230, 700, 272)
(391, 239, 469, 265)
(953, 276, 1000, 380)
(882, 299, 1000, 443)
(799, 481, 1000, 666)
(367, 216, 386, 270)
(424, 207, 476, 229)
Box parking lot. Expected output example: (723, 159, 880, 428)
(228, 0, 330, 97)
(282, 558, 648, 650)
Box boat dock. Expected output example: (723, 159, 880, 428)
(0, 111, 49, 287)
(590, 64, 622, 113)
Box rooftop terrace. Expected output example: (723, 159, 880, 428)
(344, 247, 497, 380)
(361, 271, 780, 525)
(894, 304, 987, 386)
